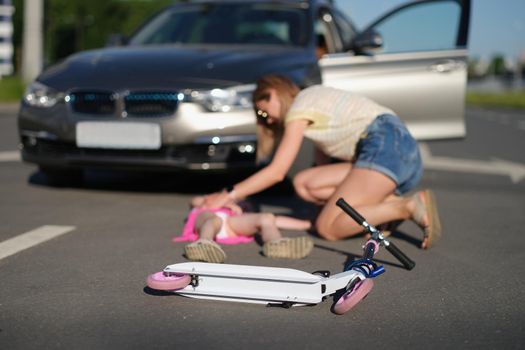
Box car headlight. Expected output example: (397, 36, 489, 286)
(190, 84, 255, 112)
(23, 82, 64, 108)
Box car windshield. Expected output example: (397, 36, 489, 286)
(128, 3, 310, 47)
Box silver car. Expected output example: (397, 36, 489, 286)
(18, 0, 470, 183)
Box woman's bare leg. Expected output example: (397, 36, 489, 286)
(293, 163, 352, 204)
(315, 168, 416, 240)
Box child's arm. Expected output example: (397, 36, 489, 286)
(190, 195, 207, 208)
(275, 216, 312, 231)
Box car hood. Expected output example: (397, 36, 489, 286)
(38, 45, 318, 91)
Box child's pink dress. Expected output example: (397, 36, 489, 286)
(173, 208, 254, 245)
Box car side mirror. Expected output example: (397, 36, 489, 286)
(106, 34, 128, 47)
(351, 29, 383, 54)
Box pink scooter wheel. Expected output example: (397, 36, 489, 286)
(147, 271, 191, 291)
(333, 278, 374, 315)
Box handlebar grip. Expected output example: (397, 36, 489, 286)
(336, 198, 366, 225)
(384, 241, 416, 270)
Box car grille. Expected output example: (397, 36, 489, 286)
(69, 92, 116, 114)
(124, 92, 179, 116)
(68, 91, 179, 117)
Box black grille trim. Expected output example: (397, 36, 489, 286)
(69, 91, 116, 114)
(68, 91, 180, 117)
(124, 92, 179, 117)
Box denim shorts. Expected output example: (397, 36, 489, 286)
(353, 114, 422, 194)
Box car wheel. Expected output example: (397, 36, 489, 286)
(146, 271, 191, 291)
(39, 166, 84, 187)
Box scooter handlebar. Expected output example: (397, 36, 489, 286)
(384, 240, 416, 270)
(336, 197, 416, 270)
(336, 198, 366, 225)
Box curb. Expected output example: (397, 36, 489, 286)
(0, 103, 20, 114)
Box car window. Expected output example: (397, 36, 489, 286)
(129, 3, 310, 47)
(370, 1, 461, 53)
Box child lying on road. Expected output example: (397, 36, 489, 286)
(181, 195, 313, 263)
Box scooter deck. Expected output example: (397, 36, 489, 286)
(165, 262, 324, 283)
(164, 262, 360, 306)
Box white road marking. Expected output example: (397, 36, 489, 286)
(0, 225, 76, 260)
(420, 144, 525, 183)
(499, 117, 511, 126)
(0, 151, 20, 162)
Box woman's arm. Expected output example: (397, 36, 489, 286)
(205, 119, 309, 207)
(234, 119, 309, 197)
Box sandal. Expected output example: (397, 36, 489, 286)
(412, 190, 442, 249)
(263, 236, 314, 259)
(185, 239, 226, 263)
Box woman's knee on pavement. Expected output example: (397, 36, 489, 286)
(315, 213, 362, 241)
(293, 170, 323, 202)
(293, 171, 309, 197)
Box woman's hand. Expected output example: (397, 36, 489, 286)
(201, 119, 309, 209)
(203, 190, 233, 209)
(225, 202, 243, 215)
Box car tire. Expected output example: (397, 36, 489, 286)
(39, 166, 84, 187)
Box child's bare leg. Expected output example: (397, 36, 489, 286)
(275, 216, 311, 231)
(185, 211, 226, 263)
(227, 213, 281, 242)
(228, 213, 313, 259)
(194, 211, 222, 240)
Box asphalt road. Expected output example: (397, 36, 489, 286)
(0, 104, 524, 349)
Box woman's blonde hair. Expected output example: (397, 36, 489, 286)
(252, 74, 300, 163)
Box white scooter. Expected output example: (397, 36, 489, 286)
(146, 198, 415, 314)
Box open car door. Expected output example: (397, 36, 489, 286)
(320, 0, 470, 140)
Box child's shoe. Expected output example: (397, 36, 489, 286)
(263, 236, 313, 259)
(185, 239, 226, 263)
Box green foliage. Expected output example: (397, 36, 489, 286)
(0, 76, 26, 102)
(488, 55, 506, 76)
(11, 0, 176, 68)
(466, 91, 525, 109)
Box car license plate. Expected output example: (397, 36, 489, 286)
(76, 122, 161, 150)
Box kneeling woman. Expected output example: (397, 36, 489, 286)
(205, 75, 441, 248)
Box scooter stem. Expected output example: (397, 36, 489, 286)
(336, 198, 416, 270)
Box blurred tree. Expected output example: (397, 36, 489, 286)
(488, 55, 506, 76)
(11, 0, 175, 71)
(467, 57, 479, 79)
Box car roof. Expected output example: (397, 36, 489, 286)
(174, 0, 335, 8)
